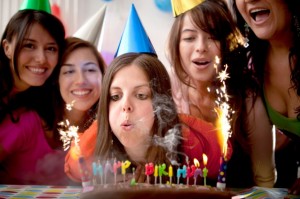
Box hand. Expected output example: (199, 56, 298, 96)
(289, 178, 300, 195)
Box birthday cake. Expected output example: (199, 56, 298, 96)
(80, 183, 234, 199)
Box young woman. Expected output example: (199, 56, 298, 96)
(51, 37, 106, 183)
(231, 0, 300, 193)
(94, 53, 181, 183)
(167, 0, 248, 184)
(0, 9, 66, 184)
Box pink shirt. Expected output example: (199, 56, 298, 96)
(0, 110, 68, 185)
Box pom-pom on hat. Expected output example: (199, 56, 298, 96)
(73, 5, 107, 47)
(171, 0, 205, 17)
(114, 4, 156, 57)
(20, 0, 51, 14)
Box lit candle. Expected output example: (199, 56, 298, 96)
(176, 165, 187, 184)
(217, 156, 227, 189)
(202, 154, 208, 186)
(193, 158, 202, 185)
(168, 165, 173, 185)
(145, 163, 154, 184)
(113, 159, 121, 184)
(121, 160, 131, 183)
(158, 163, 168, 184)
(154, 164, 158, 185)
(186, 165, 195, 185)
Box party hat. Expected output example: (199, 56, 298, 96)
(73, 5, 107, 47)
(20, 0, 51, 14)
(114, 4, 156, 57)
(171, 0, 204, 17)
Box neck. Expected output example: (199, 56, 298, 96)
(125, 144, 149, 163)
(64, 109, 87, 131)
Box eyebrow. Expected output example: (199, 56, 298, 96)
(181, 28, 197, 33)
(23, 38, 57, 45)
(62, 62, 97, 67)
(110, 84, 150, 90)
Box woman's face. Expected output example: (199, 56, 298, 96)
(3, 23, 59, 91)
(59, 47, 102, 112)
(109, 64, 154, 150)
(179, 13, 221, 84)
(235, 0, 291, 40)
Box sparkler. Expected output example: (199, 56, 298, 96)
(212, 56, 233, 189)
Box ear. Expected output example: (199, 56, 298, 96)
(2, 39, 13, 59)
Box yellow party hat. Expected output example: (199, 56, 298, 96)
(171, 0, 205, 17)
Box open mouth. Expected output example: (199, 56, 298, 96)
(250, 9, 270, 22)
(193, 61, 210, 66)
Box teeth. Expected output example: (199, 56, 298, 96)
(72, 90, 90, 96)
(29, 67, 46, 74)
(250, 8, 268, 14)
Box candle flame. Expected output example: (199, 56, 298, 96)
(203, 154, 208, 166)
(193, 158, 200, 167)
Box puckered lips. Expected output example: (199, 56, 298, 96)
(121, 120, 133, 131)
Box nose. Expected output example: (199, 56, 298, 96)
(35, 49, 46, 64)
(196, 38, 208, 53)
(122, 98, 133, 112)
(75, 70, 86, 84)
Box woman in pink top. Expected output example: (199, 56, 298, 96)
(0, 10, 66, 184)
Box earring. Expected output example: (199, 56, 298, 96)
(243, 23, 250, 48)
(293, 15, 300, 38)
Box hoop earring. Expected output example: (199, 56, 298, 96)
(243, 23, 250, 48)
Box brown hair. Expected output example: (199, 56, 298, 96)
(94, 53, 180, 182)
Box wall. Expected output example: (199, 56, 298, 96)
(0, 0, 174, 67)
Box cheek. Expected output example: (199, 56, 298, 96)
(48, 53, 59, 68)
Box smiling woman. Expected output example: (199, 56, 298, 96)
(0, 9, 66, 185)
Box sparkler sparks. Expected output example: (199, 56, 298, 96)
(58, 101, 80, 151)
(213, 56, 233, 157)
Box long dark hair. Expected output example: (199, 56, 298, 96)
(94, 53, 180, 181)
(231, 0, 300, 119)
(0, 10, 65, 126)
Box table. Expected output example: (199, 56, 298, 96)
(0, 185, 82, 199)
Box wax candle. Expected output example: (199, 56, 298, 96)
(145, 163, 154, 184)
(193, 158, 202, 185)
(202, 154, 208, 186)
(158, 163, 168, 184)
(168, 165, 173, 185)
(217, 156, 227, 189)
(154, 164, 158, 185)
(121, 160, 131, 183)
(177, 165, 187, 184)
(186, 165, 195, 185)
(113, 159, 121, 184)
(104, 160, 113, 184)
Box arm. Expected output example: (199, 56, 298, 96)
(246, 96, 276, 187)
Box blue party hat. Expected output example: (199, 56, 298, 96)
(114, 4, 156, 57)
(20, 0, 51, 13)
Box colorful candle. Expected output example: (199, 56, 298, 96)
(168, 165, 173, 185)
(186, 165, 195, 185)
(158, 163, 168, 184)
(193, 158, 202, 185)
(113, 159, 121, 184)
(121, 160, 131, 183)
(104, 160, 113, 184)
(202, 154, 208, 186)
(176, 165, 187, 184)
(145, 163, 154, 184)
(154, 164, 158, 185)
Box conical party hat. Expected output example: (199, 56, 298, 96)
(20, 0, 51, 14)
(73, 5, 107, 47)
(171, 0, 204, 17)
(114, 4, 156, 57)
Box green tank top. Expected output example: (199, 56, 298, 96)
(263, 92, 300, 137)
